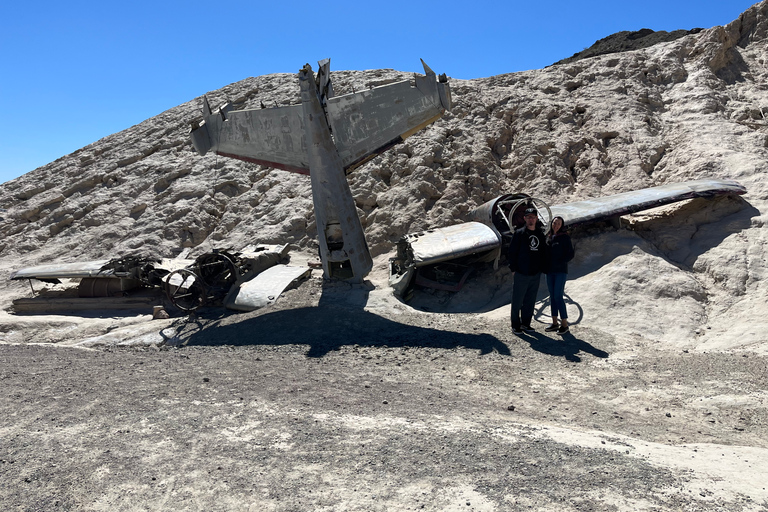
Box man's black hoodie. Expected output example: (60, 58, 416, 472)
(507, 225, 547, 276)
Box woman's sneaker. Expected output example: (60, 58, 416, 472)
(545, 323, 559, 332)
(557, 325, 570, 335)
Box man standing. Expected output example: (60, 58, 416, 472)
(507, 206, 547, 334)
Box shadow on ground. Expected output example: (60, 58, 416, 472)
(164, 281, 510, 358)
(526, 294, 608, 362)
(513, 330, 609, 363)
(169, 306, 509, 357)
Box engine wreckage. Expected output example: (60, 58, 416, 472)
(10, 246, 310, 314)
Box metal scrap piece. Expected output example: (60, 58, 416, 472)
(401, 222, 501, 268)
(225, 265, 311, 312)
(9, 260, 112, 281)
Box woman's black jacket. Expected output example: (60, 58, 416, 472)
(547, 233, 575, 274)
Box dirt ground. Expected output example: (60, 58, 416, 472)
(1, 272, 767, 512)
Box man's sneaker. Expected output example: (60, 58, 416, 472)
(557, 325, 570, 335)
(522, 324, 535, 332)
(512, 326, 523, 334)
(545, 323, 559, 332)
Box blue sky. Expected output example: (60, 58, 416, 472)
(0, 0, 760, 184)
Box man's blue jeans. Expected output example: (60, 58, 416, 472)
(511, 272, 541, 329)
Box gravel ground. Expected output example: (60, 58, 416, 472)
(1, 277, 767, 511)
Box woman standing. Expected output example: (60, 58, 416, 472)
(545, 216, 575, 334)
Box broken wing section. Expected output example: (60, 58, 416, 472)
(225, 265, 311, 312)
(389, 222, 501, 298)
(327, 60, 451, 171)
(403, 222, 501, 268)
(9, 260, 112, 281)
(387, 179, 747, 299)
(551, 179, 747, 228)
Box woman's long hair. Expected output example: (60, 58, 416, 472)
(548, 216, 566, 241)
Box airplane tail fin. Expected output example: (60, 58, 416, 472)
(189, 60, 451, 174)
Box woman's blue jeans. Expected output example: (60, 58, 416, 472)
(546, 272, 568, 320)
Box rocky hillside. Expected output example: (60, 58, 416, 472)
(1, 1, 766, 349)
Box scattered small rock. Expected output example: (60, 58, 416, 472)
(152, 306, 169, 319)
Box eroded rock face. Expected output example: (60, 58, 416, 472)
(0, 1, 767, 348)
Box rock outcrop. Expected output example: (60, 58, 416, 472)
(554, 28, 704, 66)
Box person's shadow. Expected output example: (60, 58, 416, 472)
(512, 330, 608, 363)
(512, 293, 608, 362)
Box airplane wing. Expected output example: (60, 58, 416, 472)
(390, 178, 748, 297)
(192, 103, 309, 174)
(9, 260, 113, 281)
(389, 222, 500, 298)
(190, 60, 451, 174)
(325, 61, 450, 171)
(9, 257, 168, 287)
(550, 179, 746, 228)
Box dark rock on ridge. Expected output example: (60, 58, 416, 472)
(554, 27, 704, 66)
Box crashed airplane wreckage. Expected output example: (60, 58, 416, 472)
(8, 59, 450, 315)
(190, 59, 451, 283)
(389, 179, 747, 299)
(10, 246, 311, 313)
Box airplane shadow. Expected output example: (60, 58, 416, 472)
(512, 330, 609, 363)
(164, 282, 511, 358)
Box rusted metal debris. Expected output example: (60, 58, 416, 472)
(10, 246, 310, 314)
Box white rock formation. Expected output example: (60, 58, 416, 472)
(1, 1, 767, 351)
